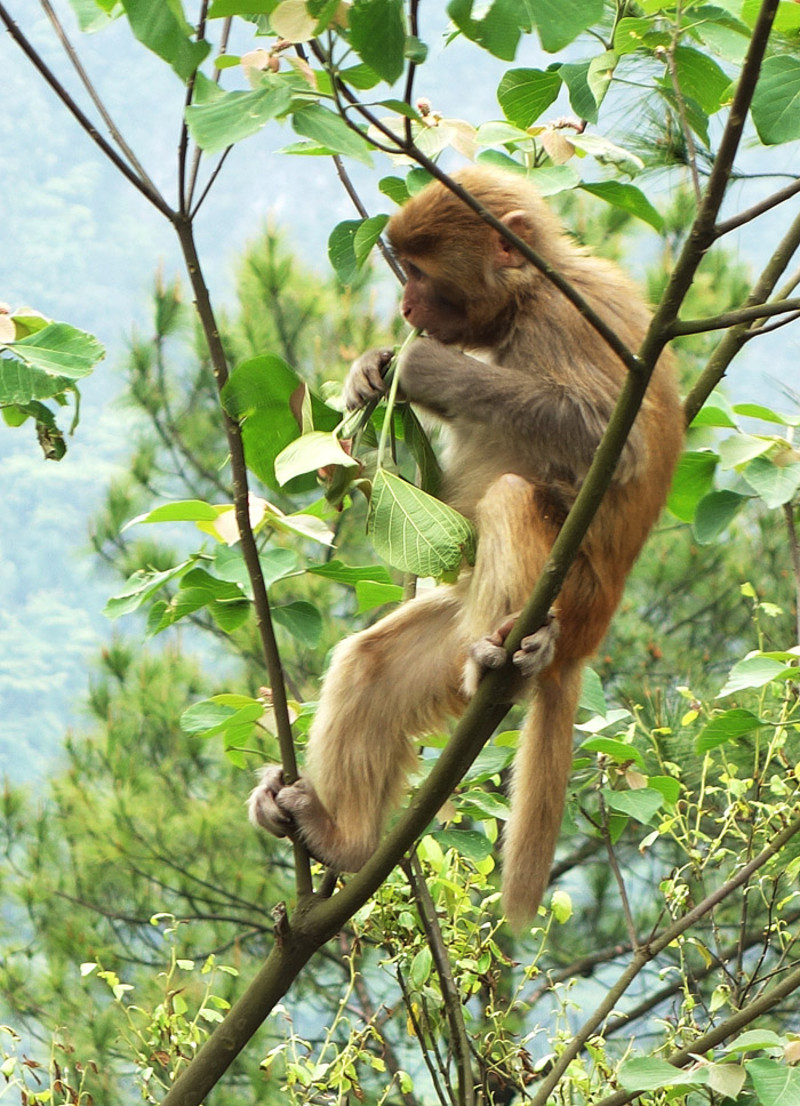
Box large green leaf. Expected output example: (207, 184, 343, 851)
(274, 430, 358, 486)
(692, 489, 747, 544)
(671, 45, 730, 115)
(695, 708, 761, 754)
(221, 354, 338, 491)
(121, 0, 210, 80)
(747, 1059, 800, 1106)
(497, 67, 561, 127)
(349, 0, 406, 84)
(186, 80, 294, 153)
(9, 323, 105, 380)
(580, 182, 663, 230)
(743, 454, 800, 509)
(0, 359, 74, 405)
(751, 56, 800, 145)
(667, 450, 718, 522)
(367, 469, 476, 579)
(292, 104, 373, 165)
(527, 0, 603, 52)
(447, 0, 528, 61)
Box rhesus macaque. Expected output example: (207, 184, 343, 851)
(249, 166, 683, 927)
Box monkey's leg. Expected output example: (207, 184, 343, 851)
(460, 474, 561, 696)
(250, 587, 468, 871)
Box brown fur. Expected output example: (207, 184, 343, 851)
(249, 167, 683, 928)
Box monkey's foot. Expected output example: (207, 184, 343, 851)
(468, 609, 560, 686)
(512, 610, 560, 678)
(248, 765, 371, 871)
(248, 765, 331, 853)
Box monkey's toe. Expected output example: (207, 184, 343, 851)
(513, 611, 560, 678)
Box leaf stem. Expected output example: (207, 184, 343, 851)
(376, 328, 419, 469)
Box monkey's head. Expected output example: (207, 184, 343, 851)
(387, 166, 570, 347)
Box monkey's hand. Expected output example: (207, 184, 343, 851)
(343, 347, 395, 410)
(248, 765, 340, 866)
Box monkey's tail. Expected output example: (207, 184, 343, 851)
(501, 660, 583, 931)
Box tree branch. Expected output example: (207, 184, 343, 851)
(0, 4, 173, 219)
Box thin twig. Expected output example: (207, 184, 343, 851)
(665, 17, 702, 206)
(716, 176, 800, 236)
(403, 852, 476, 1106)
(783, 502, 800, 646)
(38, 0, 160, 195)
(672, 297, 800, 335)
(0, 3, 173, 218)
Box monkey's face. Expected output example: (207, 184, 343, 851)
(399, 258, 470, 344)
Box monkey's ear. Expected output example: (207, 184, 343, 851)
(494, 209, 529, 268)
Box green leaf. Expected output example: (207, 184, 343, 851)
(613, 16, 670, 55)
(497, 67, 561, 127)
(579, 667, 606, 715)
(618, 1057, 705, 1092)
(690, 401, 737, 429)
(743, 454, 800, 509)
(367, 469, 476, 579)
(751, 56, 800, 145)
(747, 1059, 800, 1106)
(104, 561, 195, 619)
(328, 220, 362, 285)
(604, 787, 663, 824)
(355, 580, 404, 611)
(349, 0, 406, 84)
(692, 490, 747, 544)
(258, 548, 301, 588)
(726, 1029, 786, 1053)
(292, 104, 373, 165)
(0, 358, 75, 405)
(307, 560, 393, 587)
(379, 175, 411, 205)
(181, 695, 264, 737)
(274, 430, 357, 486)
(695, 708, 761, 754)
(121, 0, 210, 80)
(647, 775, 680, 807)
(431, 828, 494, 861)
(717, 655, 797, 698)
(718, 432, 772, 468)
(9, 323, 105, 380)
(580, 181, 663, 230)
(354, 214, 390, 267)
(221, 354, 338, 491)
(550, 888, 572, 923)
(558, 59, 601, 123)
(128, 499, 220, 525)
(667, 450, 718, 522)
(408, 946, 432, 990)
(527, 0, 603, 51)
(733, 402, 800, 427)
(671, 45, 730, 114)
(447, 0, 527, 61)
(272, 600, 323, 648)
(186, 82, 293, 153)
(580, 737, 646, 769)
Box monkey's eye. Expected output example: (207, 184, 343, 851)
(403, 260, 425, 281)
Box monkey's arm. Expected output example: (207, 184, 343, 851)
(399, 337, 643, 482)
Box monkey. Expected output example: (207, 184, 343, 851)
(248, 165, 684, 928)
